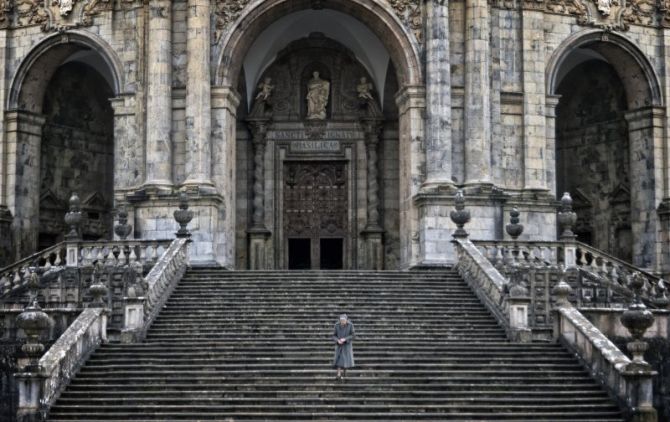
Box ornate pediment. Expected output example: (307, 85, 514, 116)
(545, 0, 665, 29)
(0, 0, 111, 31)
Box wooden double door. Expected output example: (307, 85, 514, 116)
(283, 161, 348, 269)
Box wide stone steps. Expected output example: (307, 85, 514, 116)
(47, 269, 624, 421)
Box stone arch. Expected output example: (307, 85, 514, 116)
(547, 29, 662, 108)
(8, 30, 123, 112)
(215, 0, 422, 89)
(5, 30, 122, 258)
(548, 29, 664, 269)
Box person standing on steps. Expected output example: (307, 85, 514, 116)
(332, 314, 355, 380)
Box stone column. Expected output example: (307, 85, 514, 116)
(362, 119, 384, 270)
(521, 6, 548, 191)
(183, 0, 213, 191)
(144, 0, 172, 189)
(659, 26, 670, 278)
(464, 0, 491, 184)
(4, 111, 45, 260)
(396, 86, 425, 268)
(211, 86, 241, 268)
(624, 107, 665, 271)
(247, 119, 271, 270)
(423, 0, 453, 188)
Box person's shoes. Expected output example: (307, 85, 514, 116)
(335, 373, 342, 381)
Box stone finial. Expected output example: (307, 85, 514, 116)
(64, 193, 83, 241)
(557, 192, 577, 240)
(621, 272, 655, 365)
(174, 192, 194, 238)
(16, 297, 51, 369)
(652, 279, 670, 309)
(89, 262, 108, 308)
(450, 190, 470, 238)
(505, 207, 524, 240)
(553, 267, 573, 308)
(114, 206, 132, 240)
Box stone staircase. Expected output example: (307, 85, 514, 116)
(48, 269, 624, 421)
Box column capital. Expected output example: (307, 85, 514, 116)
(395, 85, 426, 114)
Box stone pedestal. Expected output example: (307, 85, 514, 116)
(15, 372, 46, 422)
(120, 296, 145, 343)
(248, 229, 271, 270)
(362, 228, 384, 270)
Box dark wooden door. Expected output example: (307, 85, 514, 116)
(284, 161, 347, 269)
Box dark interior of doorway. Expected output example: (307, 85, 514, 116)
(320, 238, 343, 270)
(289, 238, 311, 269)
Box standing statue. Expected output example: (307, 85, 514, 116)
(306, 71, 330, 120)
(356, 77, 374, 102)
(251, 77, 274, 116)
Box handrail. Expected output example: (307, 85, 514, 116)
(38, 307, 107, 411)
(0, 243, 67, 296)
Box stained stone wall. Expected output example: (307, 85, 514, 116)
(0, 0, 668, 273)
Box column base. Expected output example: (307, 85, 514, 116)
(142, 181, 174, 195)
(248, 228, 271, 270)
(181, 180, 217, 196)
(362, 228, 384, 270)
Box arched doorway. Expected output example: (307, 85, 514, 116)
(216, 2, 421, 270)
(549, 31, 663, 268)
(7, 34, 120, 257)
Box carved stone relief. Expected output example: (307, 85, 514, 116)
(3, 0, 111, 30)
(544, 0, 664, 28)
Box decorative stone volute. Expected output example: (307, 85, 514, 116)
(114, 206, 132, 240)
(450, 190, 470, 238)
(64, 193, 83, 241)
(174, 193, 194, 238)
(505, 207, 524, 240)
(621, 272, 655, 365)
(557, 192, 577, 240)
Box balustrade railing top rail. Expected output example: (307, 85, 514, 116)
(0, 239, 173, 299)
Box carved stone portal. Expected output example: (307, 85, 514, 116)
(283, 162, 348, 269)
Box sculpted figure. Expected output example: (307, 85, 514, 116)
(56, 0, 74, 16)
(596, 0, 612, 16)
(255, 77, 274, 103)
(306, 71, 330, 120)
(357, 77, 374, 102)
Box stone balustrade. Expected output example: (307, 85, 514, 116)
(0, 243, 67, 297)
(76, 239, 171, 268)
(15, 307, 107, 421)
(453, 237, 531, 342)
(557, 305, 656, 421)
(122, 238, 189, 342)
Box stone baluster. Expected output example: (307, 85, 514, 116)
(362, 119, 384, 270)
(620, 272, 658, 422)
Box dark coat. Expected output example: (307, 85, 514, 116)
(332, 321, 355, 369)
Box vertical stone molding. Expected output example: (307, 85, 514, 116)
(423, 0, 453, 187)
(4, 111, 45, 260)
(545, 95, 561, 193)
(464, 0, 491, 185)
(521, 9, 548, 191)
(110, 95, 143, 191)
(145, 0, 173, 189)
(396, 86, 425, 268)
(211, 86, 241, 268)
(183, 0, 213, 190)
(248, 120, 269, 230)
(624, 107, 664, 270)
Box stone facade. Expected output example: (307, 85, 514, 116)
(0, 0, 668, 273)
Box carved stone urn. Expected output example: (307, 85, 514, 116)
(16, 298, 51, 368)
(174, 193, 194, 238)
(89, 262, 109, 308)
(114, 206, 132, 240)
(557, 192, 577, 240)
(64, 193, 83, 241)
(450, 190, 470, 238)
(620, 273, 655, 365)
(505, 207, 524, 240)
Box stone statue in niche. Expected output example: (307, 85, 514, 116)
(356, 76, 382, 117)
(306, 71, 330, 120)
(54, 0, 74, 16)
(250, 77, 274, 117)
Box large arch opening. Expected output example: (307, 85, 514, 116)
(6, 34, 120, 256)
(549, 31, 663, 267)
(220, 4, 416, 269)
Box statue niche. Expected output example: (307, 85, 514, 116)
(306, 71, 330, 120)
